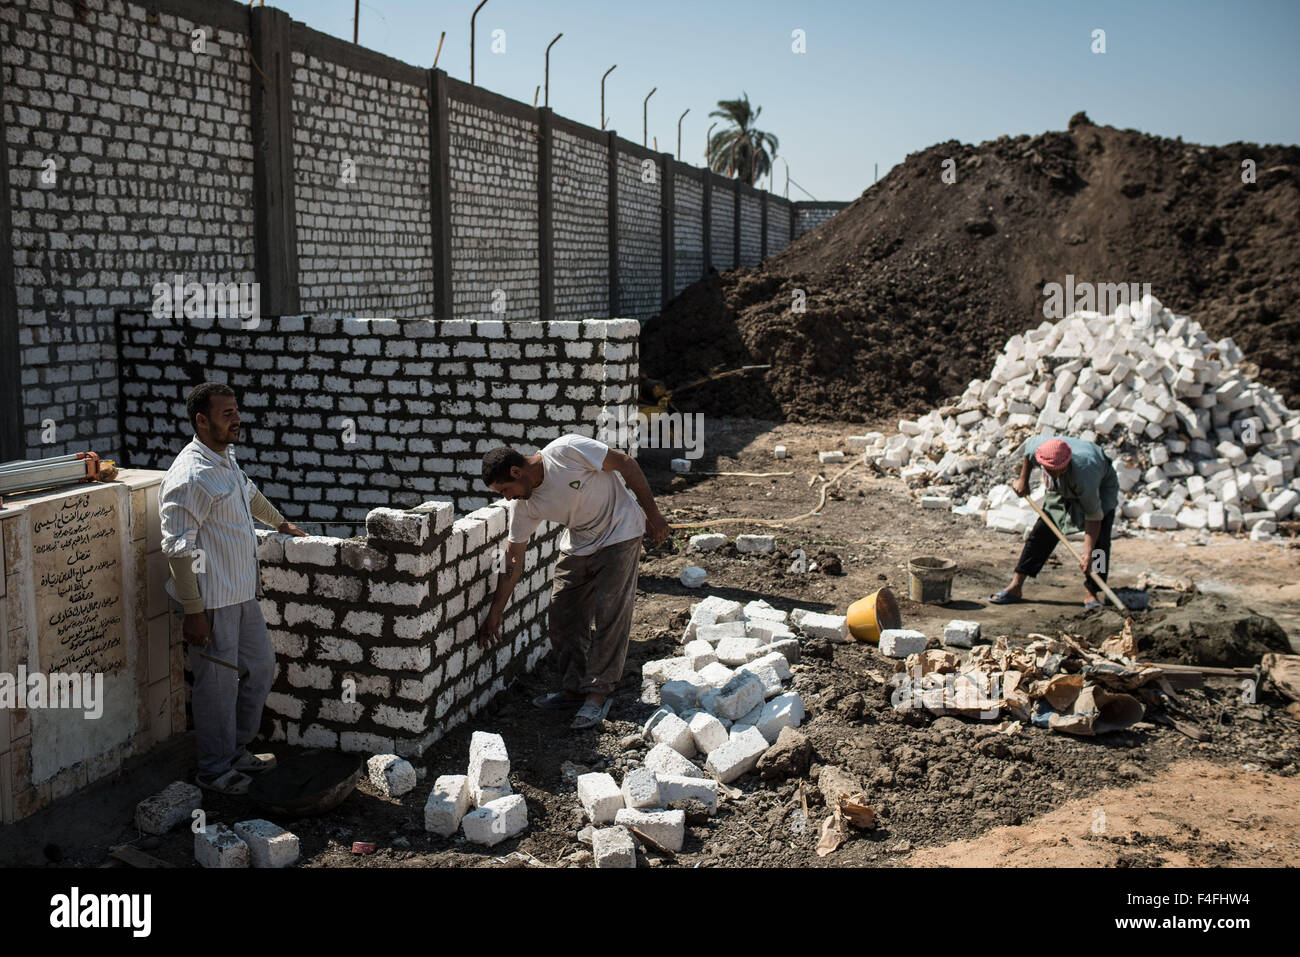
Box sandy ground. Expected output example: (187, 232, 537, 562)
(908, 760, 1300, 867)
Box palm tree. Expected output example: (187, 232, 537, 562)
(707, 93, 778, 186)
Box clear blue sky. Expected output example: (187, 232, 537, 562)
(271, 0, 1300, 201)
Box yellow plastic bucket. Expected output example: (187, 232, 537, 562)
(847, 587, 901, 643)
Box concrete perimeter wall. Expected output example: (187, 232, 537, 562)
(0, 0, 848, 465)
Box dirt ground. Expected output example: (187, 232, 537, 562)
(5, 418, 1299, 869)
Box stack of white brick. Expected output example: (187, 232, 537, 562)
(423, 731, 528, 846)
(860, 295, 1300, 539)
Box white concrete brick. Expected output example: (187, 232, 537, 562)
(683, 639, 717, 671)
(462, 794, 528, 846)
(468, 731, 510, 787)
(614, 808, 686, 853)
(654, 774, 719, 814)
(688, 533, 727, 552)
(592, 825, 637, 868)
(135, 780, 202, 835)
(577, 772, 624, 824)
(367, 754, 417, 798)
(620, 768, 661, 810)
(644, 743, 703, 779)
(650, 712, 696, 756)
(233, 819, 300, 868)
(755, 693, 805, 744)
(694, 621, 749, 646)
(757, 638, 800, 665)
(798, 611, 849, 642)
(879, 629, 927, 658)
(715, 635, 762, 666)
(736, 656, 785, 698)
(687, 711, 729, 755)
(424, 774, 472, 836)
(943, 620, 981, 648)
(194, 824, 249, 869)
(696, 661, 735, 689)
(703, 725, 770, 783)
(711, 671, 765, 721)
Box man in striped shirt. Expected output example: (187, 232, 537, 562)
(159, 382, 306, 795)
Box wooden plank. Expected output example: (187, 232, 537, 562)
(108, 844, 174, 868)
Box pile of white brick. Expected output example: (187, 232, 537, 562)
(423, 731, 528, 846)
(569, 597, 841, 866)
(859, 295, 1300, 539)
(640, 596, 843, 778)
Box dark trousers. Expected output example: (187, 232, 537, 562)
(548, 536, 642, 697)
(1015, 508, 1116, 597)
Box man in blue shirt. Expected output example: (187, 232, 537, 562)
(990, 436, 1120, 610)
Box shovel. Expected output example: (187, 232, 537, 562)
(1019, 494, 1127, 612)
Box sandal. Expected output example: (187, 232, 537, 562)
(532, 692, 585, 711)
(232, 750, 277, 774)
(989, 589, 1024, 605)
(570, 698, 613, 730)
(1082, 600, 1103, 611)
(196, 769, 253, 796)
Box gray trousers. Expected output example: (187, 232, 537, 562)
(182, 599, 274, 779)
(548, 536, 642, 697)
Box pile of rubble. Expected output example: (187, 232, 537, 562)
(887, 620, 1182, 736)
(567, 595, 842, 867)
(855, 296, 1300, 538)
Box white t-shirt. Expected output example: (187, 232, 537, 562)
(507, 435, 645, 556)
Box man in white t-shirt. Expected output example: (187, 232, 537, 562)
(477, 434, 670, 729)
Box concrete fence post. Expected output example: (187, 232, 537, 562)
(607, 131, 620, 316)
(0, 58, 21, 460)
(659, 153, 675, 307)
(538, 108, 555, 322)
(732, 176, 741, 269)
(249, 6, 300, 316)
(427, 68, 454, 319)
(701, 167, 712, 275)
(760, 189, 768, 259)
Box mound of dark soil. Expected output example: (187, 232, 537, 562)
(1053, 592, 1291, 668)
(641, 112, 1300, 422)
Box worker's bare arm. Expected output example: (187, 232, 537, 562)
(1012, 454, 1034, 498)
(602, 449, 670, 545)
(478, 540, 528, 646)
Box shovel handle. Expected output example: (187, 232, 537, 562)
(1020, 494, 1127, 612)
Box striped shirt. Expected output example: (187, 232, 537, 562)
(159, 437, 262, 610)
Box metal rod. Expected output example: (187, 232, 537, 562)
(676, 108, 689, 160)
(600, 64, 616, 130)
(470, 0, 488, 85)
(433, 31, 446, 69)
(544, 33, 562, 108)
(353, 0, 359, 43)
(643, 87, 656, 147)
(706, 121, 716, 166)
